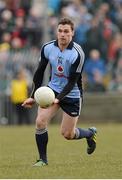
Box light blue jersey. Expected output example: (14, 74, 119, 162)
(41, 40, 85, 98)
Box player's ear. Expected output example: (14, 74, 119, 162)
(72, 30, 75, 36)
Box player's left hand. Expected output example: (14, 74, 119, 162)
(54, 98, 59, 104)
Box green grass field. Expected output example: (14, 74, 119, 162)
(0, 122, 122, 179)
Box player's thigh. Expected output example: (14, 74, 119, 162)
(60, 112, 78, 137)
(36, 103, 60, 128)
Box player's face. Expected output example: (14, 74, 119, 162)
(57, 24, 74, 47)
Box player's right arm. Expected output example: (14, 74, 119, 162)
(22, 97, 35, 108)
(22, 46, 48, 108)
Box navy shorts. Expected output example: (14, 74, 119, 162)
(53, 90, 83, 117)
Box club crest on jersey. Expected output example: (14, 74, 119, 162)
(57, 65, 64, 73)
(57, 56, 63, 64)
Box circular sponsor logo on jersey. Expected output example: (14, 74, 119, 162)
(57, 65, 64, 73)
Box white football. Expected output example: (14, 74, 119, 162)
(34, 86, 55, 108)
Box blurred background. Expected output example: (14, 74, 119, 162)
(0, 0, 122, 125)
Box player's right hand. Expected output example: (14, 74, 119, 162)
(22, 98, 35, 108)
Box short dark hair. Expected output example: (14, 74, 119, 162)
(58, 17, 74, 31)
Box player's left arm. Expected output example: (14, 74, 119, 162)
(56, 51, 85, 101)
(56, 72, 81, 101)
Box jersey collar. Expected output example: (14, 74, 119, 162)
(54, 40, 73, 50)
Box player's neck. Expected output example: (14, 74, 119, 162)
(58, 43, 69, 51)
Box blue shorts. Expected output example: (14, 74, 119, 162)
(54, 90, 83, 117)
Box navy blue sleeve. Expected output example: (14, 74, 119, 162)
(56, 72, 80, 101)
(30, 46, 48, 98)
(56, 52, 84, 100)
